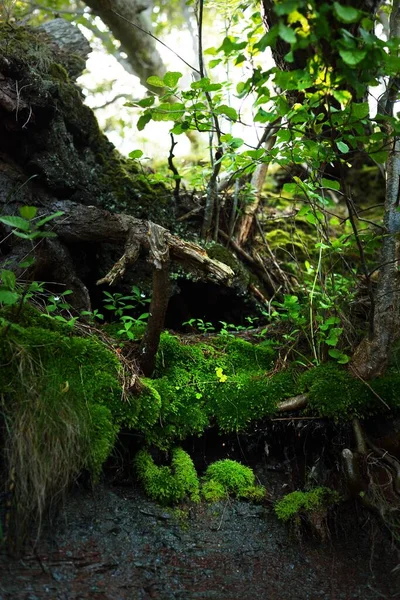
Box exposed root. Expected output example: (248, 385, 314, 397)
(277, 394, 308, 413)
(343, 420, 400, 537)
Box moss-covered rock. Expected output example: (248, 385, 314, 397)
(0, 23, 175, 227)
(275, 487, 341, 539)
(142, 332, 286, 447)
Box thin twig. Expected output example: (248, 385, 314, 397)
(168, 133, 181, 200)
(111, 9, 200, 75)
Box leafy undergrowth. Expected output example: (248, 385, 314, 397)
(1, 305, 400, 545)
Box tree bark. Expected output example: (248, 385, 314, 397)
(84, 0, 167, 93)
(351, 0, 400, 378)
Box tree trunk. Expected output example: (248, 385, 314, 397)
(84, 0, 167, 93)
(351, 0, 400, 378)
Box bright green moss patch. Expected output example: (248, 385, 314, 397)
(203, 459, 265, 502)
(202, 479, 228, 502)
(275, 487, 341, 523)
(0, 321, 125, 480)
(135, 448, 200, 504)
(145, 332, 288, 447)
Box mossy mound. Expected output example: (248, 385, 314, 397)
(0, 310, 143, 540)
(299, 363, 400, 420)
(203, 459, 265, 502)
(275, 487, 341, 538)
(141, 332, 291, 447)
(275, 487, 341, 523)
(135, 448, 200, 504)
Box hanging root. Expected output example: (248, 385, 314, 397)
(342, 419, 400, 536)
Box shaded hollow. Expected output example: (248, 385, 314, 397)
(165, 279, 259, 331)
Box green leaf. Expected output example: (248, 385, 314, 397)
(163, 71, 183, 88)
(19, 205, 37, 220)
(1, 269, 16, 290)
(332, 89, 352, 106)
(129, 149, 144, 159)
(0, 289, 19, 305)
(191, 77, 222, 92)
(321, 178, 340, 191)
(135, 96, 155, 108)
(278, 23, 296, 44)
(35, 211, 64, 228)
(339, 49, 366, 66)
(218, 36, 246, 56)
(336, 140, 349, 153)
(152, 102, 186, 122)
(368, 149, 388, 163)
(0, 215, 30, 231)
(333, 2, 360, 24)
(351, 102, 369, 119)
(254, 26, 279, 52)
(19, 256, 35, 268)
(137, 113, 152, 131)
(215, 104, 238, 121)
(146, 75, 165, 88)
(209, 58, 222, 69)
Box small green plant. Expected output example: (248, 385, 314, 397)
(203, 459, 265, 502)
(275, 487, 341, 524)
(182, 318, 216, 334)
(102, 285, 150, 340)
(135, 447, 200, 505)
(41, 290, 78, 329)
(0, 206, 64, 308)
(103, 285, 150, 317)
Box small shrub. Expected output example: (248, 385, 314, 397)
(135, 447, 200, 504)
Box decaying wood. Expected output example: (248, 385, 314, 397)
(235, 121, 280, 246)
(47, 200, 233, 375)
(50, 200, 233, 286)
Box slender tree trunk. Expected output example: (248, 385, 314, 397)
(351, 0, 400, 378)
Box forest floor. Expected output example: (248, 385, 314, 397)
(0, 462, 399, 600)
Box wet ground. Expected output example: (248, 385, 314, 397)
(0, 482, 399, 600)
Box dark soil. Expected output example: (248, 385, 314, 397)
(0, 481, 399, 600)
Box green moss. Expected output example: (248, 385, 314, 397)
(0, 321, 124, 481)
(135, 448, 200, 504)
(140, 332, 298, 446)
(274, 487, 341, 523)
(201, 480, 228, 502)
(0, 24, 175, 226)
(299, 363, 400, 420)
(207, 244, 250, 289)
(0, 24, 54, 73)
(203, 459, 265, 502)
(48, 62, 69, 81)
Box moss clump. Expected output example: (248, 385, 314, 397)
(201, 479, 228, 502)
(203, 459, 265, 502)
(299, 363, 400, 420)
(135, 448, 200, 505)
(0, 312, 144, 542)
(275, 487, 341, 524)
(143, 332, 287, 447)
